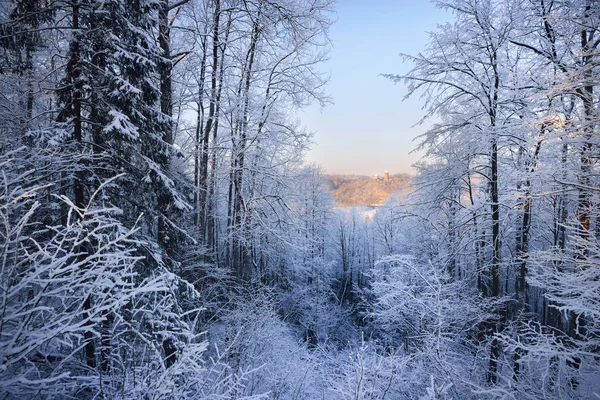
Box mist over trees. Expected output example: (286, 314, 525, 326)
(0, 0, 599, 399)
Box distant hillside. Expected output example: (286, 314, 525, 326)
(325, 173, 413, 208)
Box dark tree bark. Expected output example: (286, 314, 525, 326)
(199, 0, 220, 242)
(68, 1, 96, 370)
(229, 15, 260, 280)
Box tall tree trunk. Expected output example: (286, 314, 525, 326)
(158, 0, 187, 369)
(194, 36, 207, 229)
(159, 0, 173, 146)
(488, 134, 501, 384)
(206, 10, 231, 256)
(488, 43, 502, 382)
(69, 1, 96, 370)
(157, 0, 171, 255)
(231, 17, 260, 281)
(199, 0, 220, 243)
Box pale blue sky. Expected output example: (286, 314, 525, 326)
(299, 0, 451, 175)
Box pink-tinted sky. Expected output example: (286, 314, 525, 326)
(299, 0, 451, 175)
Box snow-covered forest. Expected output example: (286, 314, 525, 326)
(1, 0, 599, 398)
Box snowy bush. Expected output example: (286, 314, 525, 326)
(0, 170, 209, 398)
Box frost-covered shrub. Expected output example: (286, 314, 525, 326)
(368, 255, 486, 397)
(212, 290, 325, 399)
(0, 168, 209, 398)
(326, 341, 417, 399)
